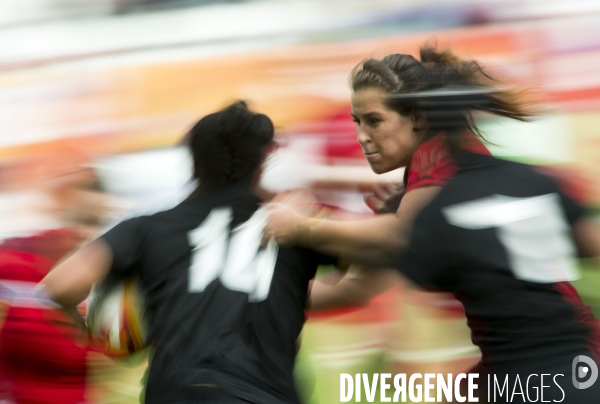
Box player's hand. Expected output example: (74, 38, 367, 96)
(262, 189, 329, 247)
(364, 183, 405, 214)
(262, 203, 309, 247)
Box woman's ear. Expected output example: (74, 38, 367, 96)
(412, 110, 426, 132)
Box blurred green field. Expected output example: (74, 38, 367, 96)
(571, 260, 600, 318)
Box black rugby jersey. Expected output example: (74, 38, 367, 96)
(101, 186, 336, 404)
(403, 153, 597, 371)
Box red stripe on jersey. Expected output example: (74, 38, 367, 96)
(554, 281, 600, 362)
(405, 132, 490, 193)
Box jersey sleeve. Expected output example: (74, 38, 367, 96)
(100, 217, 147, 277)
(401, 209, 449, 290)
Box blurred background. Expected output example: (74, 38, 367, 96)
(1, 0, 600, 403)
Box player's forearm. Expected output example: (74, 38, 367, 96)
(302, 214, 404, 267)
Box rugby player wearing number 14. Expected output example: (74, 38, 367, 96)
(41, 102, 338, 404)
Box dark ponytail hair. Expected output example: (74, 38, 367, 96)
(186, 101, 275, 190)
(350, 43, 534, 157)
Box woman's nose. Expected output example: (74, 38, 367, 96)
(356, 126, 370, 147)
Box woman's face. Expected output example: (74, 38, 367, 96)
(351, 88, 421, 174)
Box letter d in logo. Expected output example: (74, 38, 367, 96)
(572, 355, 598, 389)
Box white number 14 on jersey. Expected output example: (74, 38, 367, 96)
(187, 207, 279, 301)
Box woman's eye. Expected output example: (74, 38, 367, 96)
(352, 118, 360, 125)
(368, 118, 380, 125)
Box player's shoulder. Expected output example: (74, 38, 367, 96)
(430, 155, 564, 215)
(453, 154, 550, 185)
(142, 196, 203, 223)
(129, 192, 261, 239)
(491, 157, 564, 194)
(418, 156, 511, 209)
(102, 213, 157, 243)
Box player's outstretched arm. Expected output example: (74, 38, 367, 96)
(264, 186, 441, 267)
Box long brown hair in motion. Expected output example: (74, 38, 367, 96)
(350, 44, 539, 158)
